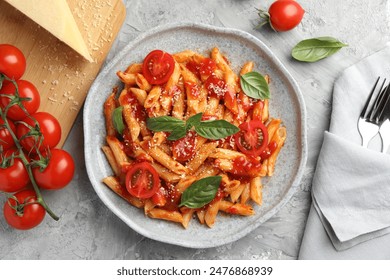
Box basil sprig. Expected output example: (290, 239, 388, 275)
(292, 37, 348, 62)
(146, 113, 239, 141)
(146, 116, 185, 132)
(179, 176, 222, 208)
(112, 106, 125, 134)
(240, 71, 270, 100)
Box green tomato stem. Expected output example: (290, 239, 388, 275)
(0, 74, 59, 221)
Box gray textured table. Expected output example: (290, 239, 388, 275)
(1, 0, 389, 260)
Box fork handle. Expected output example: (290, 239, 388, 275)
(382, 138, 389, 153)
(380, 119, 390, 153)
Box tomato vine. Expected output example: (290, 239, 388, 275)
(0, 74, 59, 221)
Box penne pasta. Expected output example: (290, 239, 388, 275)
(250, 177, 263, 205)
(219, 201, 255, 216)
(102, 47, 286, 229)
(102, 176, 144, 208)
(117, 71, 136, 86)
(205, 200, 220, 228)
(267, 126, 287, 176)
(103, 91, 117, 136)
(101, 146, 121, 177)
(148, 208, 184, 224)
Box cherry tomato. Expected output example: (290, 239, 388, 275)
(3, 189, 45, 230)
(267, 0, 305, 32)
(234, 120, 269, 157)
(32, 149, 75, 190)
(0, 80, 40, 121)
(16, 112, 61, 153)
(0, 148, 30, 193)
(172, 130, 197, 162)
(0, 44, 26, 80)
(0, 118, 16, 150)
(125, 161, 160, 199)
(142, 50, 175, 85)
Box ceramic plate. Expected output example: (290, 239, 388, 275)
(84, 23, 307, 248)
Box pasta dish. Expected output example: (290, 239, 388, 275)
(101, 47, 286, 228)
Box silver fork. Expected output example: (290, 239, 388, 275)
(378, 85, 390, 153)
(358, 77, 388, 147)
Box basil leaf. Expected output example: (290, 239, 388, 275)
(292, 37, 348, 62)
(112, 106, 125, 134)
(186, 112, 203, 130)
(179, 176, 222, 208)
(240, 71, 270, 100)
(146, 116, 185, 132)
(167, 125, 187, 141)
(195, 120, 239, 140)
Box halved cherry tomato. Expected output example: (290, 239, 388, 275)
(172, 130, 196, 162)
(0, 148, 30, 193)
(0, 118, 16, 150)
(234, 120, 268, 157)
(142, 50, 175, 85)
(0, 80, 41, 121)
(125, 161, 160, 199)
(0, 44, 26, 80)
(3, 189, 45, 230)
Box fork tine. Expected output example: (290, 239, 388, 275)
(377, 84, 390, 122)
(369, 81, 389, 121)
(360, 76, 380, 118)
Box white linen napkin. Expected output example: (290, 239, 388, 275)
(299, 46, 390, 259)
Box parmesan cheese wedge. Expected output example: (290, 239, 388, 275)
(5, 0, 93, 62)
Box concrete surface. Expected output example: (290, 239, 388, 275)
(1, 0, 389, 259)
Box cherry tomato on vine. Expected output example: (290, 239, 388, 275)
(234, 120, 269, 157)
(3, 189, 45, 230)
(258, 0, 305, 32)
(16, 112, 61, 153)
(0, 44, 26, 80)
(0, 148, 30, 193)
(125, 161, 160, 199)
(0, 118, 16, 151)
(32, 149, 75, 190)
(0, 80, 40, 121)
(142, 50, 175, 85)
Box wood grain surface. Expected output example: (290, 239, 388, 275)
(0, 0, 126, 146)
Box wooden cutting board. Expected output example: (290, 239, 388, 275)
(0, 0, 126, 146)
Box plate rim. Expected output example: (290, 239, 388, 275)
(83, 22, 308, 248)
